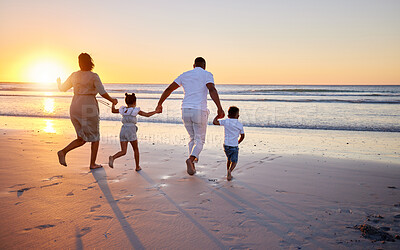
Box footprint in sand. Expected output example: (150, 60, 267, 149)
(66, 191, 74, 196)
(24, 224, 56, 231)
(82, 185, 96, 191)
(157, 210, 180, 216)
(92, 215, 113, 220)
(40, 182, 62, 188)
(8, 183, 25, 188)
(186, 206, 211, 211)
(9, 187, 35, 198)
(42, 175, 63, 182)
(221, 233, 248, 242)
(90, 205, 101, 212)
(76, 227, 92, 238)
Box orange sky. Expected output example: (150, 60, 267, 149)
(0, 1, 399, 84)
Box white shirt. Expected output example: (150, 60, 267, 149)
(174, 67, 214, 111)
(219, 118, 244, 147)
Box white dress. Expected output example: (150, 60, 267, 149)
(119, 106, 140, 142)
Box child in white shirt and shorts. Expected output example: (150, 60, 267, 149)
(213, 106, 245, 181)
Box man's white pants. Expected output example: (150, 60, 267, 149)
(182, 108, 209, 160)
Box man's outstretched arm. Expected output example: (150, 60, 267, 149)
(207, 83, 225, 118)
(156, 82, 180, 113)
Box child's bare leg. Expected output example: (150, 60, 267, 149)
(130, 140, 141, 171)
(229, 162, 237, 172)
(226, 160, 231, 170)
(58, 137, 86, 166)
(227, 162, 237, 181)
(90, 141, 102, 169)
(109, 141, 128, 168)
(226, 160, 232, 181)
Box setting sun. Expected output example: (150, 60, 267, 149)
(27, 59, 68, 84)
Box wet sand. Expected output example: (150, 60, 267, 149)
(0, 116, 400, 249)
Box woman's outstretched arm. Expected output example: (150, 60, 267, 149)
(57, 77, 72, 92)
(111, 102, 119, 113)
(101, 92, 118, 105)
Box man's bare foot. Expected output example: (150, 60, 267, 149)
(57, 150, 67, 166)
(186, 159, 195, 175)
(227, 170, 232, 181)
(90, 164, 103, 169)
(108, 156, 114, 168)
(192, 162, 196, 173)
(135, 166, 142, 171)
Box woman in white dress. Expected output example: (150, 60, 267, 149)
(57, 53, 118, 169)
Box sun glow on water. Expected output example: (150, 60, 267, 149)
(43, 98, 55, 114)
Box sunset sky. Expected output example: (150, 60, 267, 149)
(0, 0, 399, 84)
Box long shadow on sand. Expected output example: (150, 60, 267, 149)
(138, 171, 226, 250)
(92, 168, 144, 249)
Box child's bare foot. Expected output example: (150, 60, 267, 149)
(108, 156, 114, 168)
(227, 170, 232, 181)
(57, 150, 67, 166)
(90, 164, 102, 169)
(186, 159, 195, 175)
(135, 166, 142, 171)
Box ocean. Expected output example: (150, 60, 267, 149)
(0, 83, 399, 132)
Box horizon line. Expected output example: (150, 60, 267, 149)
(0, 81, 399, 86)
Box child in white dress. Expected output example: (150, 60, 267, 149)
(109, 93, 158, 171)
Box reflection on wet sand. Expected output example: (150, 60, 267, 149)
(43, 119, 56, 133)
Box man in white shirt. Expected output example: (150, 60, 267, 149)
(156, 57, 225, 175)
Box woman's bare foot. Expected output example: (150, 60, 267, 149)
(186, 159, 195, 175)
(108, 156, 114, 168)
(57, 150, 67, 166)
(90, 164, 103, 169)
(227, 170, 233, 181)
(135, 166, 142, 171)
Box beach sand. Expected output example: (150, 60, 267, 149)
(0, 116, 400, 249)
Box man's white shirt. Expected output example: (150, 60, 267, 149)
(174, 67, 214, 111)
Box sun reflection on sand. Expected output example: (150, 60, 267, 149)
(43, 98, 55, 114)
(43, 119, 56, 133)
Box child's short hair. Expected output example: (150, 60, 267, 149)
(228, 106, 239, 118)
(125, 93, 136, 105)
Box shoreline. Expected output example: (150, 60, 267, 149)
(1, 115, 399, 164)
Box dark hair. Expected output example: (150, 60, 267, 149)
(78, 53, 94, 71)
(194, 57, 206, 68)
(125, 93, 136, 105)
(228, 106, 239, 118)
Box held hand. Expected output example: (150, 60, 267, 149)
(155, 105, 163, 114)
(112, 98, 118, 105)
(217, 108, 225, 119)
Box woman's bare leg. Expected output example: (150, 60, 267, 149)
(57, 137, 86, 166)
(109, 141, 128, 168)
(90, 141, 102, 169)
(130, 140, 141, 171)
